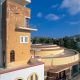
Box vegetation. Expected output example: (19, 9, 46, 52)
(31, 35, 80, 52)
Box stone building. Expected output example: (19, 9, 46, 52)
(0, 0, 44, 80)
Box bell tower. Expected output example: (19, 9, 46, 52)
(1, 0, 37, 68)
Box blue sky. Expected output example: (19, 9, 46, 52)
(28, 0, 80, 38)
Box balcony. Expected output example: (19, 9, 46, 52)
(16, 26, 38, 32)
(25, 0, 31, 3)
(11, 0, 31, 5)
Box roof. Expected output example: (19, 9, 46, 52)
(0, 58, 44, 74)
(28, 58, 44, 65)
(45, 61, 79, 73)
(33, 48, 79, 59)
(31, 44, 58, 48)
(31, 44, 79, 58)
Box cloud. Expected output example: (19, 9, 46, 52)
(37, 12, 43, 18)
(61, 0, 80, 15)
(70, 21, 80, 25)
(45, 14, 60, 21)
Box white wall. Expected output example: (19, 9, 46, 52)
(0, 64, 44, 80)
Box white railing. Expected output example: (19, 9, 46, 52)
(25, 0, 31, 3)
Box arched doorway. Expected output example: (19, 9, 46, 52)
(27, 73, 38, 80)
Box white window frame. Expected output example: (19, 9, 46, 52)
(20, 36, 28, 43)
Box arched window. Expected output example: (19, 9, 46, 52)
(10, 50, 15, 62)
(27, 73, 38, 80)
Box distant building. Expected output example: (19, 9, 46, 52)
(31, 44, 80, 80)
(0, 0, 44, 80)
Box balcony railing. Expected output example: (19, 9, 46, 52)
(25, 0, 31, 3)
(16, 25, 38, 31)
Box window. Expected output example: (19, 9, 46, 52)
(10, 50, 15, 62)
(27, 73, 38, 80)
(15, 14, 25, 27)
(25, 18, 29, 28)
(20, 36, 28, 43)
